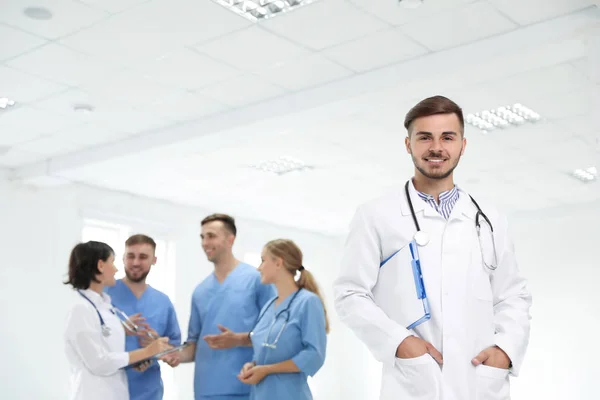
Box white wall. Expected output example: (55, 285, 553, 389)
(0, 176, 598, 400)
(0, 179, 80, 399)
(508, 201, 600, 400)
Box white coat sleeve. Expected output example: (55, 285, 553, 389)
(491, 215, 532, 377)
(65, 304, 129, 376)
(333, 205, 412, 367)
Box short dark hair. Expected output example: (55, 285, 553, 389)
(201, 213, 237, 236)
(64, 241, 114, 290)
(404, 95, 464, 134)
(125, 234, 156, 251)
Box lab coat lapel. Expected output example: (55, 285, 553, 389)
(399, 180, 442, 219)
(80, 288, 108, 307)
(449, 188, 476, 222)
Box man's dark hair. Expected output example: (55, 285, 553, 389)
(125, 234, 156, 251)
(404, 95, 465, 134)
(201, 213, 237, 236)
(64, 241, 114, 289)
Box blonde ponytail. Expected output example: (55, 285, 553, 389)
(264, 239, 331, 334)
(297, 268, 330, 334)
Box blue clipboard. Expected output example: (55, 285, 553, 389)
(379, 240, 431, 330)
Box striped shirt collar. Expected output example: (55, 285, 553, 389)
(415, 185, 460, 220)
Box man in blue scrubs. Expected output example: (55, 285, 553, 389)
(178, 213, 276, 400)
(106, 234, 181, 400)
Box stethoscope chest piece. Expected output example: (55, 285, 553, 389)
(102, 325, 112, 337)
(414, 231, 430, 247)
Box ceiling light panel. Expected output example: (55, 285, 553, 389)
(0, 98, 16, 109)
(571, 166, 597, 183)
(213, 0, 319, 22)
(23, 7, 53, 20)
(249, 156, 313, 175)
(398, 0, 424, 9)
(466, 103, 541, 134)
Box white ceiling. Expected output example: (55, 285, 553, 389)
(1, 0, 600, 236)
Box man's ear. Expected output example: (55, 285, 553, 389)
(405, 136, 411, 154)
(227, 234, 235, 247)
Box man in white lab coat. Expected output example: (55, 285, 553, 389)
(333, 95, 532, 400)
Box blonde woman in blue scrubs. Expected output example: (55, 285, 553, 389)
(237, 239, 329, 400)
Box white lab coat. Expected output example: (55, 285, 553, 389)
(64, 289, 129, 400)
(333, 181, 532, 400)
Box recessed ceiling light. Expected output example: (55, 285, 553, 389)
(73, 103, 95, 114)
(399, 0, 424, 9)
(23, 7, 53, 20)
(213, 0, 319, 22)
(0, 97, 16, 109)
(571, 166, 597, 183)
(466, 103, 541, 134)
(249, 156, 313, 175)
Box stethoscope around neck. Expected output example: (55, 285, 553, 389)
(77, 290, 157, 338)
(404, 180, 498, 270)
(248, 288, 302, 349)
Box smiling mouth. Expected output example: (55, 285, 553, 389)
(424, 158, 446, 163)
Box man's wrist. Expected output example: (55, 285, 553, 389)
(494, 345, 512, 369)
(395, 334, 415, 358)
(235, 333, 247, 347)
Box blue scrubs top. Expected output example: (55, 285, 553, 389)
(187, 263, 275, 400)
(105, 280, 181, 400)
(250, 289, 327, 400)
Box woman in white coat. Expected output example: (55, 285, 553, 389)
(333, 95, 532, 400)
(63, 241, 171, 400)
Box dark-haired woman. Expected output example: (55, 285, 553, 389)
(63, 241, 171, 400)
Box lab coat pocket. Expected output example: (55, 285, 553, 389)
(475, 365, 510, 400)
(380, 354, 442, 400)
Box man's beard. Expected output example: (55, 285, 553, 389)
(411, 151, 462, 180)
(125, 269, 149, 283)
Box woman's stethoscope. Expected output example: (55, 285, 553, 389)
(77, 290, 158, 338)
(248, 288, 302, 349)
(404, 181, 498, 270)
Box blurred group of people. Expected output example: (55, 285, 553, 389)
(64, 213, 328, 400)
